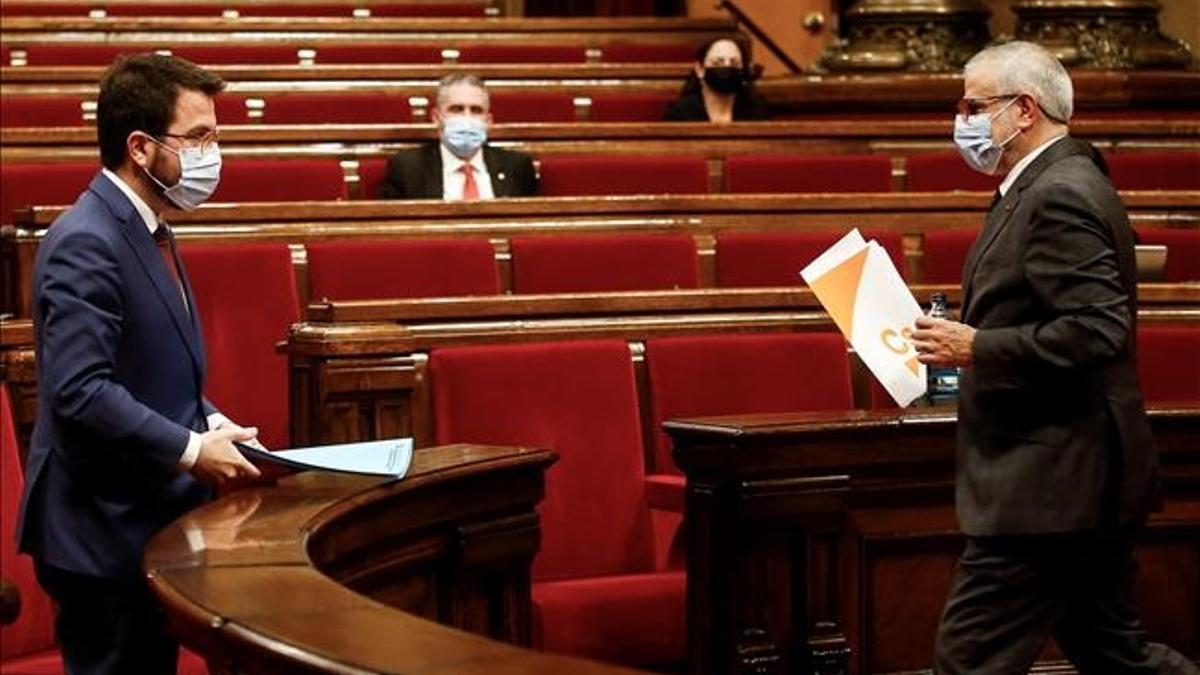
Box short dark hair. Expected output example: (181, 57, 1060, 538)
(97, 53, 225, 170)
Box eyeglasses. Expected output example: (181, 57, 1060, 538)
(159, 129, 219, 153)
(956, 94, 1018, 119)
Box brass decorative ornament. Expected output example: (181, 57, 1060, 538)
(1013, 0, 1194, 69)
(816, 0, 992, 72)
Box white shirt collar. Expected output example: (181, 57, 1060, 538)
(440, 142, 486, 177)
(102, 167, 161, 234)
(999, 134, 1068, 196)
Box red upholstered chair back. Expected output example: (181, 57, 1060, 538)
(1107, 152, 1200, 191)
(1, 96, 89, 127)
(1138, 325, 1200, 404)
(172, 44, 301, 65)
(309, 43, 442, 64)
(588, 93, 675, 122)
(306, 238, 500, 301)
(1137, 227, 1200, 282)
(457, 45, 585, 63)
(369, 3, 489, 17)
(180, 243, 299, 450)
(922, 228, 980, 283)
(715, 230, 907, 287)
(256, 94, 412, 124)
(510, 234, 700, 293)
(431, 340, 656, 581)
(488, 92, 576, 123)
(538, 155, 709, 196)
(355, 157, 389, 200)
(644, 332, 854, 475)
(0, 384, 59, 662)
(21, 44, 141, 66)
(725, 154, 893, 194)
(601, 42, 696, 63)
(905, 152, 1002, 192)
(0, 161, 95, 224)
(211, 159, 347, 202)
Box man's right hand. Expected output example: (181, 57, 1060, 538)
(191, 426, 262, 485)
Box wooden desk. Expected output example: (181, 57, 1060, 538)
(665, 407, 1200, 675)
(145, 443, 644, 674)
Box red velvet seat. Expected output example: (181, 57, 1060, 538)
(601, 42, 696, 63)
(308, 43, 442, 64)
(105, 3, 225, 16)
(256, 93, 412, 124)
(171, 45, 300, 65)
(0, 161, 96, 225)
(588, 93, 675, 122)
(538, 154, 709, 196)
(489, 92, 577, 123)
(1, 2, 92, 15)
(725, 154, 893, 193)
(369, 3, 489, 17)
(431, 340, 685, 666)
(922, 227, 980, 284)
(180, 244, 299, 450)
(510, 234, 699, 293)
(457, 45, 585, 64)
(20, 45, 144, 66)
(1106, 152, 1200, 191)
(1, 96, 90, 127)
(1137, 227, 1200, 281)
(905, 152, 1002, 192)
(715, 230, 908, 287)
(1138, 325, 1200, 404)
(305, 238, 500, 301)
(355, 157, 390, 200)
(211, 159, 347, 202)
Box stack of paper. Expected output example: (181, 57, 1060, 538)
(237, 438, 413, 479)
(800, 229, 927, 407)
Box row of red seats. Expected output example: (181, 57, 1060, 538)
(1, 1, 493, 17)
(1, 42, 694, 67)
(0, 91, 679, 126)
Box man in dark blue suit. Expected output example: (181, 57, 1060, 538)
(17, 54, 261, 675)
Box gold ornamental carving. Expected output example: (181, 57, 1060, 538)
(816, 0, 992, 72)
(1013, 0, 1194, 69)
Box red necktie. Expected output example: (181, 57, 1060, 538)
(153, 224, 188, 311)
(459, 163, 480, 201)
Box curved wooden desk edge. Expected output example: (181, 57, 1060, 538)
(145, 443, 645, 675)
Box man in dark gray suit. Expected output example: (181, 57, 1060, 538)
(379, 73, 538, 200)
(912, 41, 1196, 674)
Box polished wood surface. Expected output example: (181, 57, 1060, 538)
(666, 406, 1200, 675)
(145, 443, 646, 674)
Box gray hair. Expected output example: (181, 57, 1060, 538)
(964, 41, 1073, 123)
(436, 72, 489, 109)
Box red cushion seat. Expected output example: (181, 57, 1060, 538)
(1138, 325, 1200, 404)
(255, 93, 412, 124)
(905, 152, 1002, 192)
(725, 154, 893, 193)
(488, 92, 577, 123)
(715, 230, 907, 287)
(538, 154, 709, 196)
(588, 93, 675, 122)
(1106, 152, 1200, 191)
(922, 228, 980, 284)
(0, 162, 96, 225)
(305, 238, 500, 301)
(1136, 227, 1200, 282)
(211, 159, 347, 202)
(510, 234, 699, 293)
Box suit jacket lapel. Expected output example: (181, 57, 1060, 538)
(483, 146, 510, 197)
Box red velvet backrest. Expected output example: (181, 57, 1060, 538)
(725, 154, 893, 194)
(0, 384, 59, 660)
(214, 94, 249, 125)
(356, 157, 389, 200)
(1137, 227, 1200, 282)
(601, 42, 696, 63)
(510, 234, 700, 293)
(305, 238, 501, 301)
(172, 45, 300, 65)
(715, 230, 907, 287)
(235, 4, 365, 16)
(905, 152, 1002, 192)
(0, 161, 95, 225)
(257, 94, 412, 124)
(1, 96, 88, 127)
(457, 45, 585, 63)
(538, 155, 709, 196)
(105, 3, 224, 16)
(644, 332, 854, 475)
(22, 44, 143, 66)
(431, 340, 656, 581)
(1107, 152, 1200, 191)
(370, 3, 488, 17)
(1138, 325, 1200, 404)
(488, 92, 577, 123)
(310, 43, 442, 64)
(211, 159, 347, 202)
(179, 243, 299, 450)
(2, 2, 92, 15)
(589, 93, 675, 122)
(922, 228, 980, 284)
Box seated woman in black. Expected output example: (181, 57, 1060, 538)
(664, 37, 769, 123)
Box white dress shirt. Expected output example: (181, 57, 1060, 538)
(999, 134, 1068, 197)
(440, 143, 495, 201)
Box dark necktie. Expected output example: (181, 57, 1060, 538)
(153, 223, 188, 311)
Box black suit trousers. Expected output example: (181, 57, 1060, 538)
(935, 529, 1197, 675)
(35, 561, 179, 675)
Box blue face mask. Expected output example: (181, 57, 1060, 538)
(441, 115, 487, 159)
(953, 96, 1020, 176)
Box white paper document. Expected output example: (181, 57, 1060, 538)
(800, 229, 927, 407)
(237, 438, 414, 478)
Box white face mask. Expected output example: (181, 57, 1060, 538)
(953, 96, 1021, 176)
(144, 136, 221, 211)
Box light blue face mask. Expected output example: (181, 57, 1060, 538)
(143, 137, 222, 211)
(953, 96, 1021, 176)
(441, 115, 488, 159)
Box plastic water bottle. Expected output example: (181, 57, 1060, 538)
(926, 292, 960, 406)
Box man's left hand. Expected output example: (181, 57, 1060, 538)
(912, 316, 976, 368)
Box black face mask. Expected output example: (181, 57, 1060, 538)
(703, 66, 744, 95)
